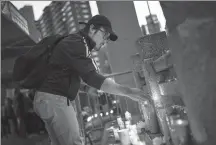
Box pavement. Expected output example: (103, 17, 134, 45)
(1, 134, 49, 145)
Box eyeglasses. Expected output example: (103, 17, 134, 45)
(98, 28, 110, 41)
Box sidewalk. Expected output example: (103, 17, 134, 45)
(1, 134, 49, 145)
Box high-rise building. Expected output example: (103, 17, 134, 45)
(140, 25, 147, 36)
(35, 5, 56, 38)
(19, 5, 41, 42)
(35, 1, 92, 38)
(146, 14, 161, 34)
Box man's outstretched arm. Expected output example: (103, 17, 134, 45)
(100, 78, 150, 102)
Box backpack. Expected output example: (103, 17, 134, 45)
(13, 34, 67, 89)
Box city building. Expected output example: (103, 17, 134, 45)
(146, 14, 161, 34)
(1, 1, 35, 104)
(1, 1, 29, 35)
(140, 24, 147, 36)
(35, 1, 92, 38)
(19, 5, 41, 42)
(35, 5, 55, 38)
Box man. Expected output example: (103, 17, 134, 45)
(33, 15, 149, 145)
(14, 89, 27, 137)
(4, 98, 18, 136)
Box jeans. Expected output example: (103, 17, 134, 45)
(33, 91, 84, 145)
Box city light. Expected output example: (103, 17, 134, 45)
(144, 101, 148, 105)
(94, 114, 98, 118)
(176, 119, 183, 125)
(87, 116, 92, 122)
(110, 110, 114, 114)
(100, 113, 103, 117)
(106, 112, 109, 115)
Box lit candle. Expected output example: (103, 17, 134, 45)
(94, 114, 98, 118)
(110, 110, 114, 114)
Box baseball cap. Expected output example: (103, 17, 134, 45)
(79, 15, 118, 41)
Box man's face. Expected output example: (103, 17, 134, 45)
(89, 25, 110, 51)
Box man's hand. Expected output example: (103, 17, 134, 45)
(100, 78, 151, 103)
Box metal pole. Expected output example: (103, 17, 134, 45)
(147, 1, 152, 17)
(75, 93, 85, 137)
(104, 70, 132, 78)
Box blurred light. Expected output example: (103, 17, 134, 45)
(152, 93, 160, 101)
(113, 100, 117, 104)
(87, 116, 92, 122)
(110, 110, 114, 114)
(94, 114, 98, 118)
(98, 90, 104, 93)
(106, 112, 109, 115)
(159, 86, 165, 96)
(109, 78, 115, 82)
(166, 50, 170, 53)
(144, 101, 148, 105)
(176, 119, 183, 125)
(100, 113, 103, 116)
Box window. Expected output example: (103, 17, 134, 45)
(62, 18, 66, 21)
(41, 22, 45, 27)
(40, 19, 44, 24)
(42, 27, 46, 32)
(72, 27, 77, 31)
(68, 12, 72, 16)
(77, 15, 81, 18)
(70, 27, 77, 32)
(81, 4, 87, 8)
(69, 27, 77, 34)
(57, 26, 64, 33)
(82, 9, 89, 13)
(80, 1, 87, 3)
(66, 6, 71, 11)
(65, 1, 70, 6)
(68, 17, 74, 22)
(75, 4, 79, 8)
(83, 15, 90, 19)
(70, 22, 75, 27)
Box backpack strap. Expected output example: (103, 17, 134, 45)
(33, 35, 68, 91)
(46, 35, 68, 63)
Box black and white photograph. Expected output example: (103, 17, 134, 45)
(1, 1, 216, 145)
